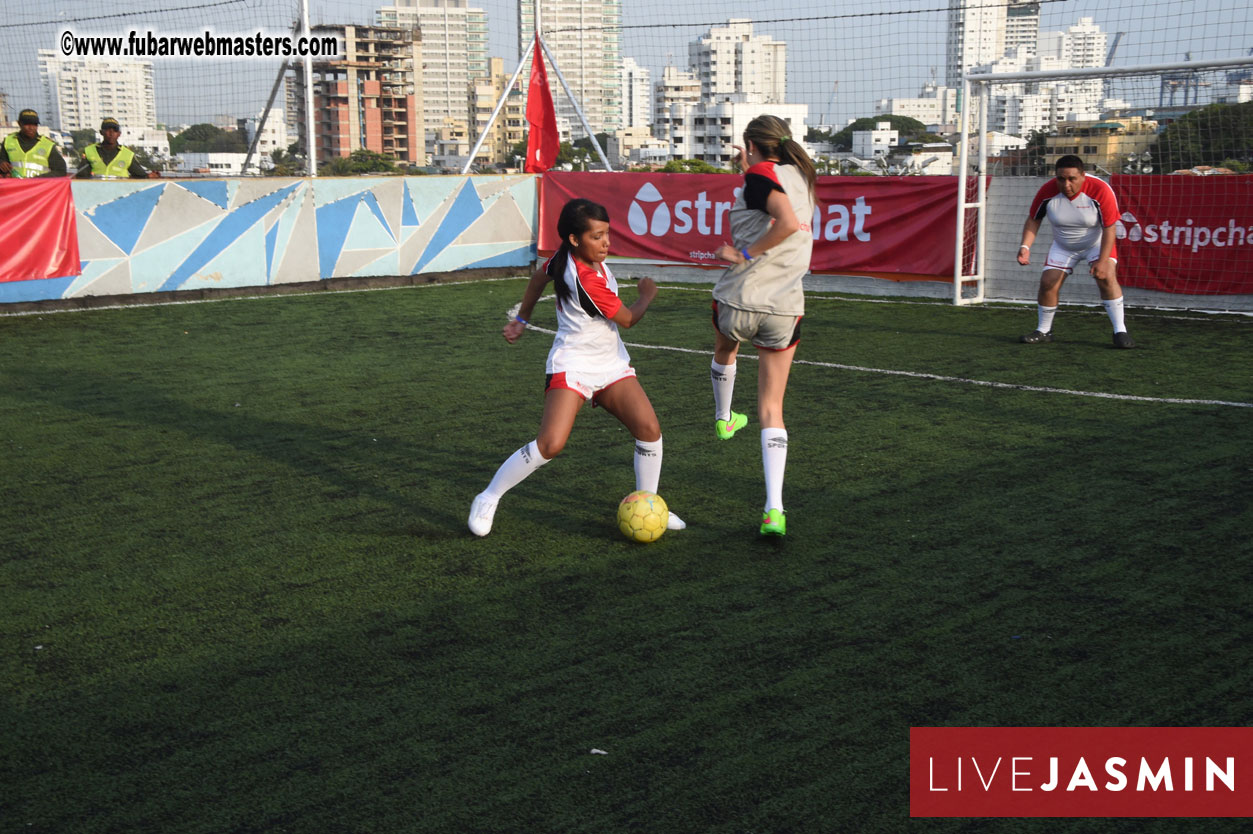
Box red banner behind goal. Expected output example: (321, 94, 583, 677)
(1112, 175, 1253, 295)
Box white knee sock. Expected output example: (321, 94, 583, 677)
(761, 428, 788, 512)
(711, 360, 736, 421)
(1103, 296, 1127, 333)
(1038, 305, 1058, 333)
(634, 436, 663, 494)
(483, 440, 549, 499)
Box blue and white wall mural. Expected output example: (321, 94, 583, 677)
(0, 175, 538, 304)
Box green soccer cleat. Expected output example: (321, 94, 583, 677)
(716, 411, 748, 440)
(760, 508, 786, 536)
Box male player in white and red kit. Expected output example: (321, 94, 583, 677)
(1017, 154, 1135, 349)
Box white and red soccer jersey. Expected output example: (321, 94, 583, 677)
(544, 254, 630, 375)
(1029, 174, 1120, 256)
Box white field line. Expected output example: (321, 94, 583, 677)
(5, 279, 1248, 408)
(510, 295, 1253, 409)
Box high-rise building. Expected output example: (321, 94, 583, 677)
(651, 20, 801, 166)
(1004, 0, 1041, 59)
(519, 0, 623, 135)
(977, 15, 1114, 139)
(376, 0, 488, 131)
(621, 57, 651, 129)
(289, 23, 424, 164)
(38, 51, 157, 133)
(653, 65, 701, 141)
(689, 20, 786, 104)
(1039, 17, 1106, 69)
(946, 0, 1008, 88)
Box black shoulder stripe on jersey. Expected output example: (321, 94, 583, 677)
(574, 271, 605, 319)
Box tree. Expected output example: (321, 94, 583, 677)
(659, 158, 732, 174)
(826, 115, 929, 151)
(267, 148, 303, 177)
(1154, 101, 1253, 171)
(169, 124, 247, 155)
(322, 149, 399, 176)
(70, 129, 97, 152)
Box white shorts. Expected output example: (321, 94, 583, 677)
(1044, 240, 1117, 275)
(545, 361, 636, 403)
(712, 301, 802, 351)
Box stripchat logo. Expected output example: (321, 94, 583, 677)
(626, 181, 867, 242)
(627, 182, 739, 237)
(1116, 210, 1253, 252)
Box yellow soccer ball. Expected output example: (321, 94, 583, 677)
(617, 490, 669, 543)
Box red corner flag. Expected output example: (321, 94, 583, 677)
(524, 34, 559, 173)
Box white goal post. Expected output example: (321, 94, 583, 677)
(953, 56, 1253, 306)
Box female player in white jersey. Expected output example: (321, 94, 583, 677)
(468, 198, 685, 536)
(710, 114, 817, 536)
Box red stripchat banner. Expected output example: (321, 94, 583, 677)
(910, 727, 1253, 817)
(1111, 175, 1253, 295)
(539, 172, 973, 278)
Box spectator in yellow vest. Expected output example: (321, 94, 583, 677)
(0, 109, 68, 178)
(75, 117, 160, 179)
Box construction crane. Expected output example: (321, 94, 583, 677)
(1104, 32, 1125, 67)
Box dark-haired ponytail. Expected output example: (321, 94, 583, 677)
(547, 240, 573, 306)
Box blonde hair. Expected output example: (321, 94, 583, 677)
(743, 114, 816, 198)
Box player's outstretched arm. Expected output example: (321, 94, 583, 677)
(503, 266, 552, 343)
(611, 277, 657, 330)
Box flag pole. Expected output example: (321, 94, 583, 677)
(536, 33, 613, 171)
(461, 36, 536, 175)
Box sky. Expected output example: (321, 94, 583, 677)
(1, 0, 1248, 131)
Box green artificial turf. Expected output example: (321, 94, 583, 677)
(2, 279, 1250, 833)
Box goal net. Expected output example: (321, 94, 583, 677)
(964, 61, 1253, 307)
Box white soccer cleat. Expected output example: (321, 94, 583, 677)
(468, 492, 498, 537)
(666, 511, 687, 531)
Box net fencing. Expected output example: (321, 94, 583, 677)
(2, 1, 1248, 156)
(969, 63, 1253, 304)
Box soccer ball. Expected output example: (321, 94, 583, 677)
(617, 490, 668, 543)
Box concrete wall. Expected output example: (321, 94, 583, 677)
(0, 175, 537, 304)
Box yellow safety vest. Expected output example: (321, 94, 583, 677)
(3, 133, 55, 178)
(83, 144, 136, 179)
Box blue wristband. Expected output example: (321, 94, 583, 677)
(740, 248, 753, 262)
(515, 315, 528, 325)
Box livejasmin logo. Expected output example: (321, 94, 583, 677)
(928, 754, 1235, 793)
(910, 727, 1253, 818)
(1116, 211, 1253, 252)
(627, 183, 873, 243)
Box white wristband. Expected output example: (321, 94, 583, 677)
(1019, 245, 1030, 251)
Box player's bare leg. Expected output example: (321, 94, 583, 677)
(469, 389, 581, 536)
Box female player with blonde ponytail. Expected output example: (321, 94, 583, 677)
(710, 114, 817, 536)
